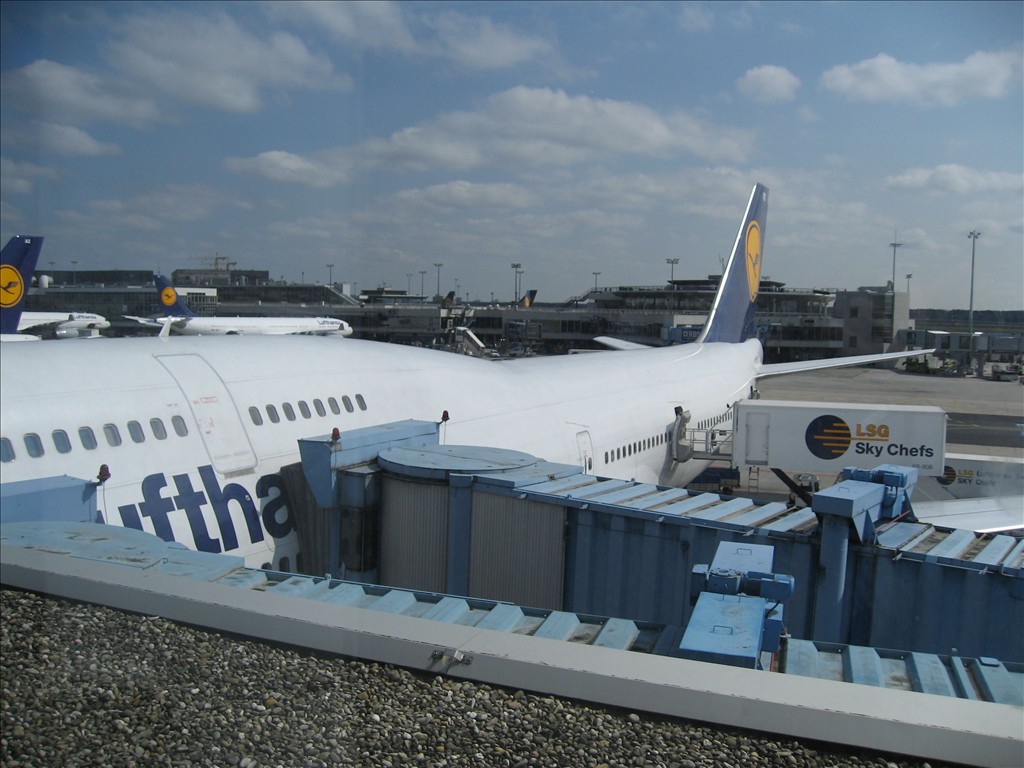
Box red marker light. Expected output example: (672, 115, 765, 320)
(97, 464, 111, 483)
(441, 410, 450, 423)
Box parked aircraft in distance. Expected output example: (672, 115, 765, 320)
(0, 184, 929, 570)
(128, 274, 352, 337)
(1, 235, 109, 340)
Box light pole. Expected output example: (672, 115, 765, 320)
(888, 232, 901, 292)
(968, 230, 981, 371)
(419, 270, 426, 297)
(510, 262, 521, 305)
(434, 263, 443, 301)
(593, 271, 601, 291)
(666, 257, 679, 282)
(326, 263, 334, 285)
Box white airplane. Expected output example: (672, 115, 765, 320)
(128, 274, 352, 337)
(0, 184, 928, 571)
(19, 311, 110, 338)
(1, 235, 110, 340)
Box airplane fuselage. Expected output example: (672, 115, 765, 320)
(0, 335, 760, 569)
(159, 315, 351, 336)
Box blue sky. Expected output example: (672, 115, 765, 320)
(1, 1, 1021, 309)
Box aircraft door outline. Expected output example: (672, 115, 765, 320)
(575, 430, 594, 472)
(156, 354, 258, 475)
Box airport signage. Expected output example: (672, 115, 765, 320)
(733, 400, 946, 476)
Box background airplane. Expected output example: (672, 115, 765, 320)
(1, 235, 110, 340)
(0, 184, 929, 570)
(127, 274, 353, 337)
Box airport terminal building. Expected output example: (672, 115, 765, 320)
(24, 267, 1022, 366)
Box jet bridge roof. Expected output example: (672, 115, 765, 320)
(0, 520, 1021, 768)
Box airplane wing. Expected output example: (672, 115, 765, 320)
(592, 336, 653, 350)
(757, 348, 935, 378)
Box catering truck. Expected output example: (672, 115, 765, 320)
(732, 400, 947, 476)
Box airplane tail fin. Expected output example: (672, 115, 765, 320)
(154, 274, 197, 317)
(0, 235, 44, 334)
(695, 183, 768, 344)
(519, 289, 538, 308)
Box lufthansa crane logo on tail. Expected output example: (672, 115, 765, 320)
(745, 221, 762, 303)
(160, 286, 178, 307)
(0, 265, 25, 308)
(805, 414, 852, 459)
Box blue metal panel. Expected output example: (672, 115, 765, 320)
(972, 659, 1024, 706)
(761, 507, 816, 532)
(844, 645, 885, 687)
(656, 493, 721, 516)
(688, 497, 756, 522)
(711, 542, 775, 573)
(535, 612, 583, 641)
(582, 483, 665, 506)
(631, 487, 692, 510)
(1, 475, 98, 525)
(319, 582, 372, 606)
(270, 575, 329, 598)
(974, 535, 1018, 567)
(421, 596, 473, 625)
(726, 501, 790, 528)
(679, 593, 765, 668)
(476, 603, 526, 632)
(371, 589, 418, 614)
(1003, 538, 1024, 575)
(876, 521, 930, 549)
(783, 639, 820, 678)
(925, 528, 977, 563)
(908, 652, 957, 697)
(593, 618, 640, 650)
(569, 479, 637, 500)
(526, 475, 599, 496)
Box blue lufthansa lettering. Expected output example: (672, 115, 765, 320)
(117, 503, 143, 531)
(171, 473, 220, 553)
(199, 465, 263, 548)
(257, 473, 294, 539)
(139, 473, 176, 542)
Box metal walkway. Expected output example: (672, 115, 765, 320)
(1, 521, 1021, 767)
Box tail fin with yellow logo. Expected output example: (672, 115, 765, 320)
(153, 274, 197, 317)
(0, 235, 44, 335)
(695, 183, 768, 344)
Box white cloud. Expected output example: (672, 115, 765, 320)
(395, 180, 536, 211)
(36, 123, 121, 156)
(737, 66, 801, 104)
(229, 86, 753, 186)
(820, 48, 1022, 107)
(885, 164, 1023, 194)
(87, 184, 225, 228)
(275, 0, 418, 53)
(225, 150, 350, 188)
(424, 11, 553, 70)
(108, 9, 347, 113)
(0, 156, 59, 195)
(0, 59, 160, 126)
(678, 3, 714, 32)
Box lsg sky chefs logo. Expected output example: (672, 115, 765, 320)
(804, 414, 935, 461)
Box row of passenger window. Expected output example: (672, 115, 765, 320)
(248, 394, 367, 425)
(1, 416, 190, 464)
(1, 392, 371, 464)
(605, 430, 671, 465)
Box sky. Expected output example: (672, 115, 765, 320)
(1, 1, 1021, 310)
